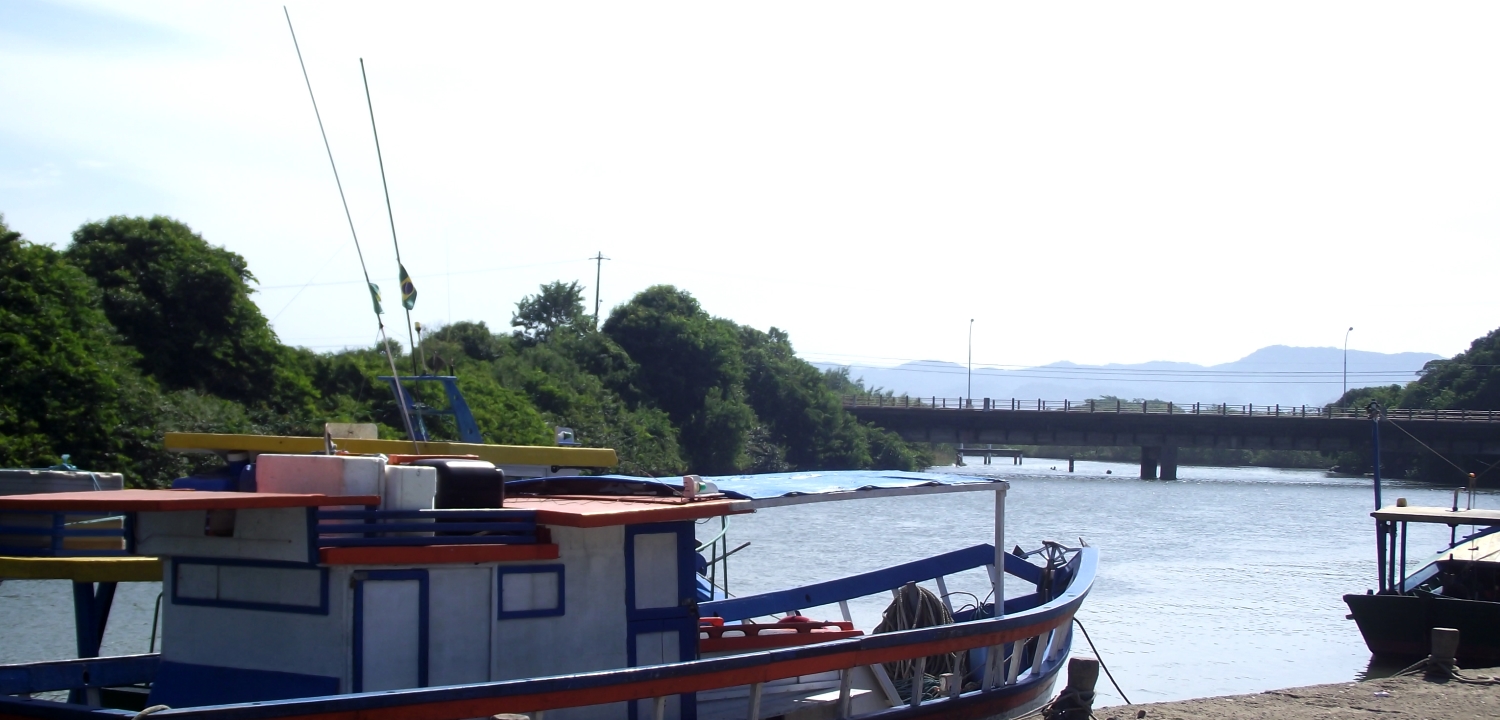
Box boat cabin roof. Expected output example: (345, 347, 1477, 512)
(1373, 505, 1500, 526)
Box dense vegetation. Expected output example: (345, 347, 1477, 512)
(1328, 330, 1500, 481)
(0, 214, 929, 486)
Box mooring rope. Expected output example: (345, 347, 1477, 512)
(1393, 655, 1500, 685)
(1073, 618, 1132, 705)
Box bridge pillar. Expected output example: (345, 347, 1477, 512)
(1140, 446, 1161, 479)
(1160, 446, 1179, 480)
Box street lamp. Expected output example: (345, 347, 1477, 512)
(967, 319, 974, 407)
(1343, 326, 1354, 406)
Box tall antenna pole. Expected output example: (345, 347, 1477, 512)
(591, 251, 610, 330)
(360, 58, 420, 375)
(285, 8, 417, 449)
(968, 319, 974, 406)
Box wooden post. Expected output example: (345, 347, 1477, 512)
(747, 683, 763, 720)
(837, 667, 853, 718)
(994, 487, 1005, 619)
(1431, 627, 1459, 667)
(1054, 656, 1100, 720)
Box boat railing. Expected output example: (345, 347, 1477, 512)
(315, 508, 539, 547)
(844, 395, 1500, 421)
(0, 510, 132, 557)
(702, 543, 1049, 622)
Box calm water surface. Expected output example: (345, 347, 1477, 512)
(718, 460, 1492, 706)
(1, 460, 1491, 707)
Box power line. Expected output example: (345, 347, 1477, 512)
(256, 258, 585, 291)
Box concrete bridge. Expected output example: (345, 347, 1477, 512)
(843, 396, 1500, 479)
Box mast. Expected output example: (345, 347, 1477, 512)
(284, 9, 418, 450)
(360, 58, 421, 376)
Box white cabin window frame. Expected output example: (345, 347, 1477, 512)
(496, 564, 565, 619)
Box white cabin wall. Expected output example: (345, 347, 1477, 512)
(427, 566, 492, 686)
(138, 508, 314, 565)
(492, 525, 628, 681)
(161, 560, 351, 688)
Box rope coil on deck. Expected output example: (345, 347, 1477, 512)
(873, 582, 962, 700)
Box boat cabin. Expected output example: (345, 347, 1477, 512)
(3, 454, 747, 719)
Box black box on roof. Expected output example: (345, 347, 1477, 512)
(411, 458, 505, 509)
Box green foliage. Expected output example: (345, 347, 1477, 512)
(1400, 330, 1500, 410)
(512, 280, 590, 344)
(0, 216, 145, 472)
(603, 286, 755, 473)
(743, 326, 866, 469)
(64, 216, 314, 413)
(4, 213, 937, 481)
(454, 370, 555, 446)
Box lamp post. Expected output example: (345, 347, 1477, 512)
(1343, 326, 1354, 406)
(967, 319, 974, 407)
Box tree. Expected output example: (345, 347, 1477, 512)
(1400, 330, 1500, 411)
(0, 215, 149, 472)
(512, 281, 589, 344)
(64, 216, 314, 413)
(603, 286, 754, 473)
(741, 326, 869, 469)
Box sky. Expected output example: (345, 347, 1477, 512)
(3, 1, 1498, 372)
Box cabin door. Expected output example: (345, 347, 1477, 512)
(625, 522, 698, 720)
(353, 570, 429, 693)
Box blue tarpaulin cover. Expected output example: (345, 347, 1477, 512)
(507, 470, 1002, 508)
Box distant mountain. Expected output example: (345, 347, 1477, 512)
(814, 345, 1443, 407)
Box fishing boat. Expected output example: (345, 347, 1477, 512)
(0, 409, 1095, 720)
(1342, 405, 1500, 665)
(1343, 503, 1500, 665)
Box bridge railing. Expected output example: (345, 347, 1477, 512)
(841, 395, 1500, 422)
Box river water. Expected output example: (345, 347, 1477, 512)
(1, 460, 1489, 707)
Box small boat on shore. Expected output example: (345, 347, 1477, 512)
(1342, 403, 1500, 666)
(1344, 503, 1500, 666)
(0, 462, 1093, 720)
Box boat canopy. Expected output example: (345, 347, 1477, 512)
(1373, 505, 1500, 526)
(508, 470, 1006, 509)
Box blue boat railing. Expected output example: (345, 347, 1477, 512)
(314, 508, 539, 548)
(702, 543, 1045, 622)
(0, 511, 132, 557)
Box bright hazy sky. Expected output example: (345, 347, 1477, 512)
(4, 1, 1497, 370)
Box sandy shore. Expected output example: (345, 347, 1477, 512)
(1100, 670, 1500, 720)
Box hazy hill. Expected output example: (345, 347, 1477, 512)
(815, 345, 1442, 407)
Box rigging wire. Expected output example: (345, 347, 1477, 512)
(284, 7, 418, 449)
(359, 58, 420, 376)
(1382, 418, 1471, 476)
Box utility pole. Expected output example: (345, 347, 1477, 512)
(590, 252, 610, 330)
(1344, 326, 1354, 407)
(968, 319, 974, 406)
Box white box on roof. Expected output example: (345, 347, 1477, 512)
(255, 455, 385, 498)
(383, 465, 436, 511)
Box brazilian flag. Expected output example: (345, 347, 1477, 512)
(399, 264, 417, 310)
(368, 282, 383, 315)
